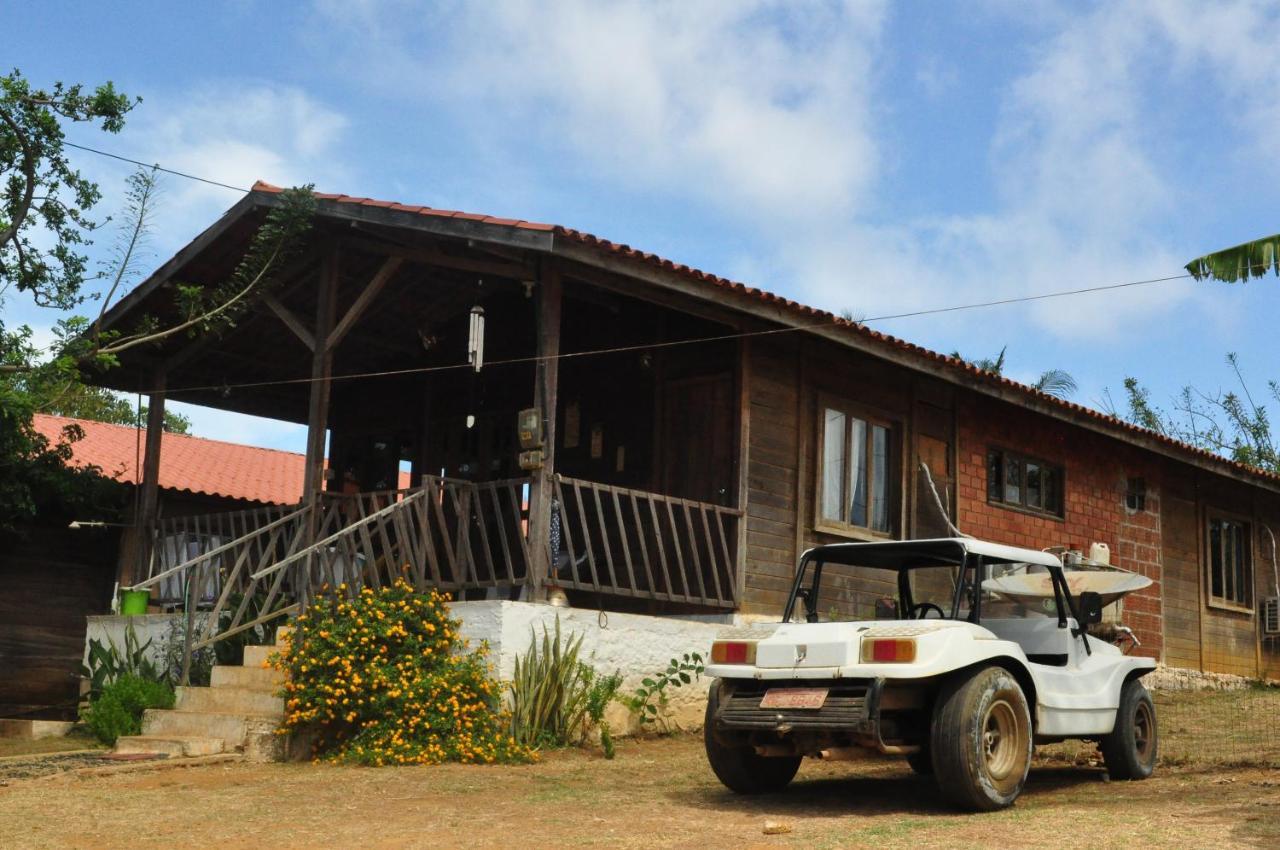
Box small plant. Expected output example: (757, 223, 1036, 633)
(508, 617, 590, 748)
(78, 622, 163, 699)
(213, 589, 281, 666)
(582, 667, 624, 759)
(80, 674, 174, 745)
(160, 616, 214, 687)
(274, 579, 532, 765)
(625, 652, 704, 732)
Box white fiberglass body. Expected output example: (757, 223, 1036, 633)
(707, 615, 1153, 736)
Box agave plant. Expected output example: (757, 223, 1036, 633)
(508, 617, 591, 748)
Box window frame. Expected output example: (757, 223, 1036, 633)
(985, 447, 1065, 520)
(1205, 510, 1254, 614)
(813, 394, 899, 540)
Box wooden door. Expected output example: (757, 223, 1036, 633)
(661, 374, 736, 505)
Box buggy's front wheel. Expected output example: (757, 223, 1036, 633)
(1101, 678, 1157, 780)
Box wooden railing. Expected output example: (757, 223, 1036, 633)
(148, 503, 300, 603)
(551, 476, 741, 609)
(129, 474, 739, 673)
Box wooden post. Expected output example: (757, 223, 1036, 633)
(131, 367, 167, 588)
(528, 261, 562, 602)
(300, 250, 339, 604)
(735, 336, 751, 605)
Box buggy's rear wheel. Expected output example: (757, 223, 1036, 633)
(703, 683, 801, 794)
(930, 666, 1032, 811)
(1101, 678, 1157, 780)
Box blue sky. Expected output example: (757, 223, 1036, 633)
(6, 0, 1280, 453)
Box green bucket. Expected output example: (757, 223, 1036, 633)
(119, 589, 150, 616)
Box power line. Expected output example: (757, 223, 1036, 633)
(144, 272, 1192, 397)
(62, 141, 251, 194)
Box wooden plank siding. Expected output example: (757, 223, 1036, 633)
(1160, 478, 1202, 671)
(0, 525, 117, 715)
(741, 337, 801, 615)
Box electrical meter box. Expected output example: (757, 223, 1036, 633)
(518, 407, 543, 449)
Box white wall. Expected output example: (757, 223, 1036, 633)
(453, 601, 731, 733)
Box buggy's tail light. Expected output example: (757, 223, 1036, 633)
(710, 640, 758, 665)
(860, 638, 917, 663)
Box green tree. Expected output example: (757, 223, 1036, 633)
(1, 69, 315, 532)
(1105, 353, 1279, 474)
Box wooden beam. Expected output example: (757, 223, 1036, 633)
(327, 256, 404, 349)
(528, 260, 563, 602)
(344, 233, 531, 280)
(262, 292, 315, 351)
(132, 368, 167, 588)
(303, 253, 339, 501)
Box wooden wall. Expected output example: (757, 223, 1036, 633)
(0, 524, 118, 716)
(740, 339, 956, 617)
(1160, 472, 1202, 671)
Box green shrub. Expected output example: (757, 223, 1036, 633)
(275, 580, 532, 766)
(81, 674, 175, 745)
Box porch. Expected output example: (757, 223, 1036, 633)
(98, 190, 755, 656)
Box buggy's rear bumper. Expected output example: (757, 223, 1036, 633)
(712, 677, 883, 737)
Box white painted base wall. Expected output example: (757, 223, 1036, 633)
(454, 601, 728, 735)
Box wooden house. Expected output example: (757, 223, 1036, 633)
(88, 183, 1280, 681)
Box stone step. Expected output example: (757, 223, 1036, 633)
(115, 735, 225, 757)
(176, 686, 284, 717)
(141, 709, 277, 745)
(242, 644, 281, 669)
(211, 664, 284, 692)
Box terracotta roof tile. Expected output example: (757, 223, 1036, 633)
(243, 181, 1279, 486)
(32, 414, 410, 505)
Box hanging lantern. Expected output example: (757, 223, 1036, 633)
(468, 305, 485, 372)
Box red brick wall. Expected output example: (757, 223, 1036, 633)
(954, 394, 1164, 659)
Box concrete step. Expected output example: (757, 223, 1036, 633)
(176, 686, 284, 717)
(242, 644, 281, 669)
(211, 664, 284, 692)
(115, 735, 225, 757)
(141, 709, 277, 745)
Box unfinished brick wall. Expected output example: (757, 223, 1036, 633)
(954, 394, 1164, 659)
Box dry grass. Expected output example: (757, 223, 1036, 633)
(1, 734, 1277, 850)
(0, 732, 102, 760)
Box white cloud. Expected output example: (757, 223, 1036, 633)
(314, 0, 886, 223)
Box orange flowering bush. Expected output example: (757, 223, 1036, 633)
(273, 579, 534, 766)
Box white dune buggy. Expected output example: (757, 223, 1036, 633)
(703, 538, 1157, 811)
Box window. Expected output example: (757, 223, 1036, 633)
(818, 403, 894, 535)
(986, 449, 1063, 517)
(1207, 515, 1252, 610)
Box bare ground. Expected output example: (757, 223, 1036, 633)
(1, 735, 1277, 850)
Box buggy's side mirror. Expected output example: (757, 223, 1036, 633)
(1077, 591, 1104, 626)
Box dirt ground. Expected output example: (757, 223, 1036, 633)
(1, 735, 1276, 850)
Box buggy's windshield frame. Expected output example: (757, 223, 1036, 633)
(781, 539, 1089, 646)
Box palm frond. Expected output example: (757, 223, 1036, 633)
(1033, 369, 1077, 399)
(1186, 233, 1280, 283)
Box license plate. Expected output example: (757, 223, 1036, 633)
(759, 688, 828, 710)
